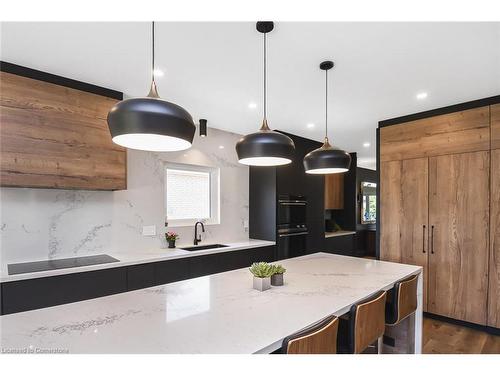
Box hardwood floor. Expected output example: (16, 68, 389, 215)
(423, 317, 500, 354)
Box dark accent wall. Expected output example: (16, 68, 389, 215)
(248, 131, 325, 254)
(249, 166, 277, 241)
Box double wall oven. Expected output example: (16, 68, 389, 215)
(276, 194, 308, 260)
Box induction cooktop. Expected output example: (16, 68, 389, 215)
(7, 254, 119, 275)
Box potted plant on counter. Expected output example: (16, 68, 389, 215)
(270, 264, 286, 286)
(165, 232, 179, 248)
(249, 262, 274, 291)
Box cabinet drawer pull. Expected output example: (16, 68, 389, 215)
(431, 225, 435, 254)
(279, 231, 309, 238)
(422, 225, 426, 253)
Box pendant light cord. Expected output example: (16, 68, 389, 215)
(325, 69, 328, 139)
(263, 32, 267, 121)
(152, 21, 155, 83)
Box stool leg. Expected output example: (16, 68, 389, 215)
(414, 272, 423, 354)
(377, 336, 383, 354)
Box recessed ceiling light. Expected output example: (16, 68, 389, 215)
(307, 123, 315, 129)
(363, 142, 371, 148)
(219, 145, 225, 149)
(416, 92, 428, 100)
(248, 102, 257, 109)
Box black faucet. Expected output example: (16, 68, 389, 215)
(194, 221, 205, 245)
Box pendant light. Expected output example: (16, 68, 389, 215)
(107, 22, 196, 152)
(236, 22, 295, 166)
(303, 61, 351, 174)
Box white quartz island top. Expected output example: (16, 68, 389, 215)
(0, 253, 422, 354)
(0, 239, 275, 282)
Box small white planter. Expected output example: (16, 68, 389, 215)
(271, 273, 284, 286)
(253, 276, 271, 291)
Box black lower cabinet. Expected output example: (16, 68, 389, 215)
(306, 220, 326, 254)
(324, 235, 355, 256)
(127, 263, 155, 291)
(1, 267, 127, 315)
(0, 246, 276, 315)
(154, 257, 191, 285)
(237, 246, 274, 265)
(190, 246, 275, 278)
(190, 253, 229, 278)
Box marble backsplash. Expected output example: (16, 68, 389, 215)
(0, 128, 249, 264)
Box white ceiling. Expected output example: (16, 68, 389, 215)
(2, 22, 500, 169)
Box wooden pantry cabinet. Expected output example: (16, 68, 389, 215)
(379, 99, 499, 327)
(488, 104, 500, 328)
(427, 152, 489, 325)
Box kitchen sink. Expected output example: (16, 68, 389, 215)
(180, 244, 229, 251)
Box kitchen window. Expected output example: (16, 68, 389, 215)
(165, 163, 220, 227)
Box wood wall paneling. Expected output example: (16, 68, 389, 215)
(0, 71, 126, 190)
(428, 151, 490, 325)
(492, 104, 500, 150)
(380, 160, 402, 263)
(400, 158, 429, 311)
(325, 173, 344, 209)
(380, 107, 490, 162)
(488, 149, 500, 328)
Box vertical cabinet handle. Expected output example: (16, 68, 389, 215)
(431, 225, 435, 254)
(422, 225, 426, 253)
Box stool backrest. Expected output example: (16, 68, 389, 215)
(387, 274, 418, 325)
(283, 315, 339, 354)
(350, 290, 387, 353)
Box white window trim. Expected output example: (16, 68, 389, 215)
(164, 162, 220, 228)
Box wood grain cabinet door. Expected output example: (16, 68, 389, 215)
(487, 105, 500, 328)
(491, 103, 500, 149)
(428, 151, 490, 325)
(0, 71, 126, 190)
(380, 160, 403, 263)
(488, 148, 500, 328)
(324, 174, 344, 209)
(400, 158, 429, 311)
(380, 106, 490, 162)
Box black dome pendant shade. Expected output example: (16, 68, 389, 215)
(303, 61, 351, 174)
(107, 22, 195, 152)
(236, 22, 295, 166)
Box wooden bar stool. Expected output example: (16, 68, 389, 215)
(282, 315, 339, 354)
(337, 290, 387, 354)
(385, 274, 419, 326)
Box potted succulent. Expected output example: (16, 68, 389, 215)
(165, 232, 179, 248)
(270, 264, 286, 286)
(249, 262, 274, 291)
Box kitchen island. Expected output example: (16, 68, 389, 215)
(0, 253, 422, 354)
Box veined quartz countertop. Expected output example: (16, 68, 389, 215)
(0, 239, 275, 283)
(0, 253, 421, 354)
